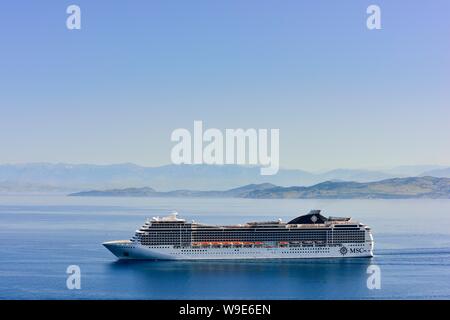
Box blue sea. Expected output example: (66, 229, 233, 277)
(1, 195, 450, 299)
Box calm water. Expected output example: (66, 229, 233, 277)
(1, 195, 450, 299)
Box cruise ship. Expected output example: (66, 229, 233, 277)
(103, 210, 374, 260)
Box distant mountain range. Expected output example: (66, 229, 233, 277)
(1, 163, 449, 193)
(70, 183, 278, 198)
(69, 177, 450, 199)
(420, 167, 450, 178)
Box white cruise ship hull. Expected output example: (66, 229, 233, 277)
(103, 240, 374, 260)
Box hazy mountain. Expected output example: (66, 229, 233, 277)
(316, 169, 394, 182)
(0, 163, 397, 192)
(71, 187, 157, 197)
(420, 167, 450, 178)
(1, 163, 448, 193)
(384, 165, 448, 177)
(70, 177, 450, 199)
(70, 183, 278, 198)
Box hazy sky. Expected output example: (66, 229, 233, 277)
(0, 1, 449, 171)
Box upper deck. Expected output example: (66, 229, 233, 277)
(143, 210, 362, 231)
(133, 210, 370, 246)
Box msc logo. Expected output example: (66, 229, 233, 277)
(350, 248, 367, 254)
(339, 246, 348, 255)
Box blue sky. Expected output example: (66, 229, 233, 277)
(0, 1, 449, 171)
